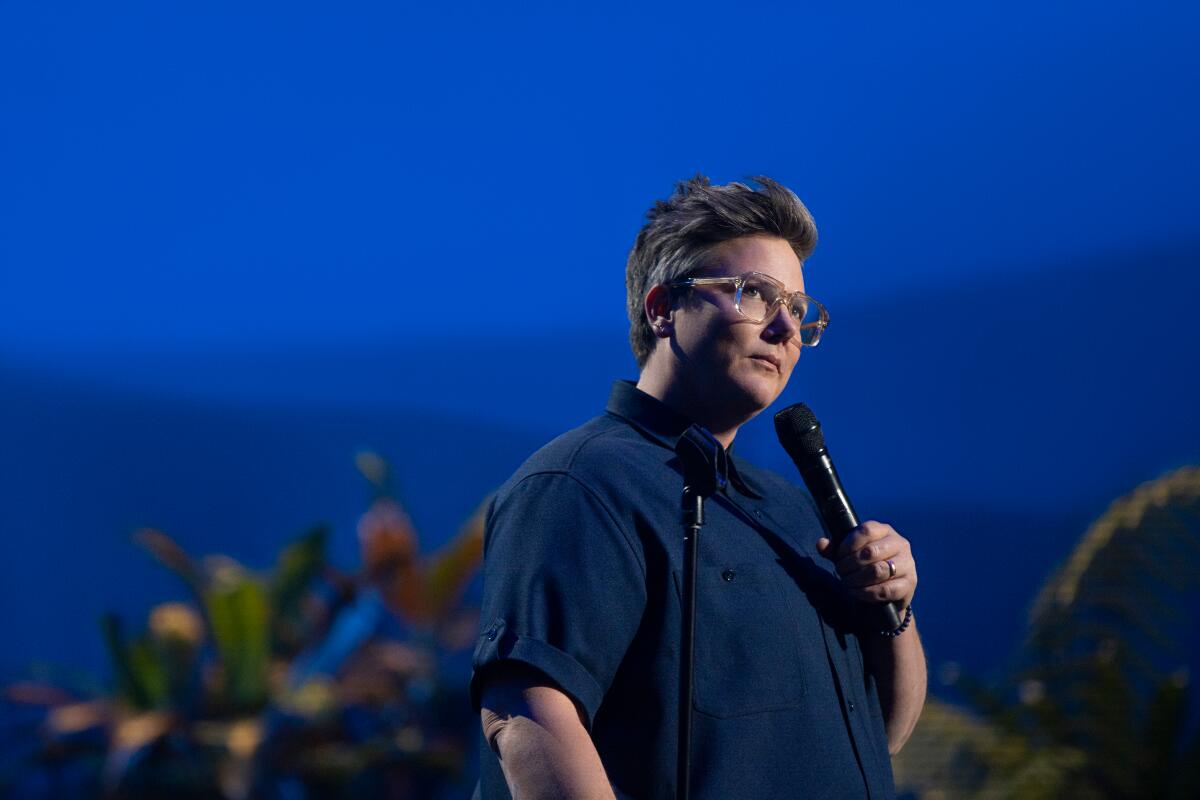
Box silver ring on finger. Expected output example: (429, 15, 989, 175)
(886, 559, 896, 579)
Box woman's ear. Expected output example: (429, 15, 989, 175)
(644, 284, 673, 337)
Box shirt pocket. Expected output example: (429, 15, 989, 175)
(675, 562, 807, 718)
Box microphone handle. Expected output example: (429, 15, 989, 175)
(799, 453, 904, 630)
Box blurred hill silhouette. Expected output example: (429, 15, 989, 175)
(2, 243, 1197, 682)
(0, 372, 540, 681)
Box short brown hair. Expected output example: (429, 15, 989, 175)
(625, 175, 818, 367)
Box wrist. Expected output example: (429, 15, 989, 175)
(877, 604, 913, 638)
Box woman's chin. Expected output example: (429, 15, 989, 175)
(727, 372, 785, 416)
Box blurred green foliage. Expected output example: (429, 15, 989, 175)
(9, 447, 1198, 799)
(1, 451, 486, 799)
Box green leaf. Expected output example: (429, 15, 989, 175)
(270, 525, 328, 651)
(204, 567, 271, 712)
(126, 635, 169, 709)
(101, 614, 152, 709)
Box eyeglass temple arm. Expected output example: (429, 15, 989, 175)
(674, 277, 742, 287)
(672, 277, 825, 319)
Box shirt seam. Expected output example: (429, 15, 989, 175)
(509, 465, 648, 582)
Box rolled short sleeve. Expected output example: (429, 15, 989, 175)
(469, 471, 647, 727)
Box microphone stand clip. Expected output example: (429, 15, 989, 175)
(673, 426, 727, 800)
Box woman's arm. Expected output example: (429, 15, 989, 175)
(480, 663, 617, 799)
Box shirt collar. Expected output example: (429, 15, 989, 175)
(605, 380, 764, 499)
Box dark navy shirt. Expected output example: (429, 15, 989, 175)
(471, 381, 895, 799)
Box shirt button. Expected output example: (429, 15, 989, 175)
(848, 700, 856, 712)
(754, 509, 763, 518)
(721, 569, 736, 582)
(485, 626, 498, 641)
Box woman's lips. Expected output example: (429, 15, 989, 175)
(750, 354, 781, 371)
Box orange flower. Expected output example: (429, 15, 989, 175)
(358, 497, 429, 620)
(357, 498, 418, 576)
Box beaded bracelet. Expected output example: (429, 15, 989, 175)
(879, 605, 913, 638)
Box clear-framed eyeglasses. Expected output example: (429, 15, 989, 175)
(668, 271, 830, 347)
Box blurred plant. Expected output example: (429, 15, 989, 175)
(355, 450, 483, 638)
(1, 451, 487, 799)
(894, 466, 1200, 799)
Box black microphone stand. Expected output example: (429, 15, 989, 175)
(673, 426, 728, 800)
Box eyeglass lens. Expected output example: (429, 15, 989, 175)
(737, 275, 821, 343)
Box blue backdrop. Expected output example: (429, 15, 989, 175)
(2, 1, 1198, 686)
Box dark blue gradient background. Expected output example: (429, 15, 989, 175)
(2, 2, 1198, 685)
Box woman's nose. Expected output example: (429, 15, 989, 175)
(763, 302, 800, 343)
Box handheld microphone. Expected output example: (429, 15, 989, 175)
(774, 403, 904, 630)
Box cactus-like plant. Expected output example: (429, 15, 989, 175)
(894, 466, 1200, 799)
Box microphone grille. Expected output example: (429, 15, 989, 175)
(773, 403, 826, 457)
